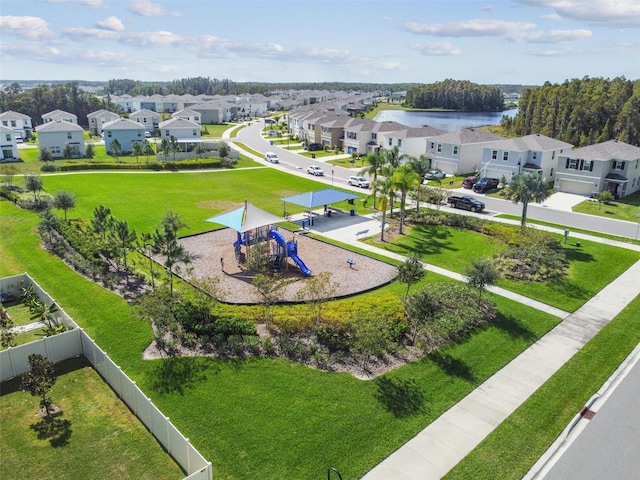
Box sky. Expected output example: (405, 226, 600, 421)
(1, 0, 639, 85)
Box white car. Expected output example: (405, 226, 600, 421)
(307, 165, 324, 176)
(348, 176, 370, 188)
(424, 170, 446, 181)
(264, 152, 279, 163)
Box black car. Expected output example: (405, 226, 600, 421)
(473, 177, 500, 193)
(305, 143, 323, 151)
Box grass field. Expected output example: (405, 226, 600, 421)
(0, 356, 184, 480)
(572, 190, 640, 222)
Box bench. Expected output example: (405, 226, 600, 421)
(355, 229, 369, 238)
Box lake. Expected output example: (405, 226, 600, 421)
(374, 108, 518, 132)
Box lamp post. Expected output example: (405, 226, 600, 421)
(331, 169, 334, 187)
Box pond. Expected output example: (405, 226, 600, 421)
(374, 108, 518, 132)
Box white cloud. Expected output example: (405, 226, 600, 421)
(96, 16, 125, 32)
(47, 0, 105, 8)
(410, 41, 462, 56)
(482, 5, 494, 12)
(542, 13, 563, 21)
(509, 29, 592, 44)
(0, 16, 54, 40)
(129, 0, 181, 18)
(197, 35, 286, 59)
(515, 0, 640, 28)
(121, 31, 185, 47)
(0, 43, 61, 60)
(63, 27, 121, 41)
(402, 19, 536, 37)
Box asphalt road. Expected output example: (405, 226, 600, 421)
(233, 121, 640, 240)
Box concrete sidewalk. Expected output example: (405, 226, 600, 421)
(305, 210, 640, 480)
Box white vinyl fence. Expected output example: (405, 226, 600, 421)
(0, 274, 212, 480)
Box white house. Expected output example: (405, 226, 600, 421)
(0, 125, 19, 161)
(102, 117, 146, 154)
(427, 128, 506, 175)
(171, 108, 202, 125)
(0, 110, 33, 139)
(42, 109, 78, 125)
(158, 117, 202, 146)
(554, 139, 640, 199)
(129, 109, 161, 134)
(87, 109, 119, 136)
(479, 133, 573, 181)
(379, 125, 446, 159)
(35, 120, 85, 158)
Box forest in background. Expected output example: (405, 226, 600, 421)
(502, 76, 640, 147)
(404, 79, 505, 112)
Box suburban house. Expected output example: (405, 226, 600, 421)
(158, 117, 202, 148)
(0, 125, 18, 161)
(171, 108, 202, 125)
(317, 114, 354, 149)
(87, 109, 119, 136)
(129, 109, 161, 133)
(102, 117, 146, 155)
(427, 128, 505, 175)
(379, 125, 446, 159)
(0, 110, 33, 139)
(190, 101, 235, 124)
(42, 109, 78, 125)
(554, 139, 640, 198)
(35, 120, 85, 158)
(341, 117, 380, 155)
(479, 133, 573, 182)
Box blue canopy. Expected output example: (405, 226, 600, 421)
(205, 201, 282, 233)
(280, 188, 360, 209)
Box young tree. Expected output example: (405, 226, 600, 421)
(404, 287, 441, 345)
(90, 205, 112, 240)
(160, 138, 171, 160)
(359, 151, 386, 208)
(52, 190, 76, 221)
(295, 271, 339, 326)
(39, 146, 53, 164)
(1, 164, 18, 187)
(169, 135, 180, 161)
(152, 212, 191, 295)
(109, 218, 138, 281)
(465, 257, 501, 306)
(37, 208, 61, 244)
(597, 190, 613, 210)
(85, 143, 95, 161)
(25, 174, 43, 202)
(377, 193, 389, 242)
(131, 140, 144, 163)
(218, 141, 233, 167)
(21, 354, 57, 419)
(110, 138, 122, 162)
(391, 164, 421, 234)
(62, 144, 74, 159)
(507, 172, 551, 230)
(251, 273, 290, 327)
(194, 142, 207, 160)
(408, 154, 432, 181)
(398, 255, 425, 300)
(143, 139, 155, 162)
(137, 232, 156, 289)
(0, 306, 17, 348)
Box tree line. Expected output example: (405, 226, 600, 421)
(501, 76, 640, 147)
(404, 79, 505, 112)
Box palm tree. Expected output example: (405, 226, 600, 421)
(359, 151, 386, 208)
(160, 138, 171, 160)
(168, 135, 180, 161)
(143, 139, 154, 162)
(391, 165, 421, 234)
(507, 172, 551, 230)
(383, 145, 402, 170)
(408, 154, 432, 182)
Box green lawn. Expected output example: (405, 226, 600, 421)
(0, 356, 184, 480)
(446, 293, 640, 480)
(572, 190, 640, 222)
(365, 223, 640, 312)
(201, 123, 236, 138)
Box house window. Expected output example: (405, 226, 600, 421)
(437, 143, 442, 153)
(193, 130, 197, 136)
(552, 151, 556, 160)
(107, 131, 112, 138)
(137, 131, 142, 137)
(613, 160, 626, 170)
(67, 133, 72, 139)
(503, 152, 509, 162)
(398, 139, 402, 147)
(532, 152, 538, 160)
(581, 160, 592, 171)
(372, 133, 377, 141)
(5, 134, 10, 141)
(492, 150, 498, 160)
(1, 121, 7, 126)
(51, 146, 61, 154)
(430, 142, 435, 149)
(388, 138, 392, 146)
(567, 158, 578, 169)
(165, 130, 170, 136)
(11, 121, 16, 127)
(550, 168, 554, 177)
(143, 118, 147, 122)
(2, 149, 12, 158)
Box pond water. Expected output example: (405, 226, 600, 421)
(374, 108, 518, 132)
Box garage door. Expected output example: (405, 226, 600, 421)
(485, 169, 505, 180)
(559, 179, 594, 196)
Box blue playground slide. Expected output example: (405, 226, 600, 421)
(286, 241, 312, 277)
(268, 230, 311, 276)
(233, 233, 246, 249)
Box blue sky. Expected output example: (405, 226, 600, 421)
(1, 0, 638, 85)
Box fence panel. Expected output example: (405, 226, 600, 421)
(183, 463, 213, 480)
(149, 404, 170, 447)
(168, 422, 189, 470)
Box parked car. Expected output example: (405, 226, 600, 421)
(462, 176, 478, 189)
(473, 177, 500, 193)
(348, 176, 370, 188)
(305, 143, 323, 151)
(15, 135, 23, 144)
(424, 170, 446, 181)
(264, 152, 279, 163)
(446, 195, 485, 212)
(267, 130, 277, 136)
(144, 131, 151, 138)
(307, 165, 324, 176)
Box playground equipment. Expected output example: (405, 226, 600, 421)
(268, 229, 311, 276)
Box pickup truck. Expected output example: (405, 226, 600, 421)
(446, 195, 485, 212)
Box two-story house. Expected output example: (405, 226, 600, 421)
(379, 125, 446, 159)
(316, 114, 353, 149)
(87, 109, 119, 136)
(479, 133, 573, 181)
(0, 125, 19, 161)
(171, 108, 202, 125)
(42, 109, 78, 125)
(102, 117, 146, 155)
(35, 120, 85, 158)
(130, 109, 161, 134)
(427, 128, 505, 175)
(158, 117, 202, 148)
(554, 139, 640, 198)
(0, 110, 34, 140)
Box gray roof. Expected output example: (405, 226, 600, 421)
(489, 133, 573, 152)
(429, 128, 505, 145)
(42, 109, 77, 120)
(159, 117, 200, 129)
(102, 117, 144, 131)
(36, 120, 84, 132)
(0, 110, 32, 120)
(129, 109, 159, 118)
(567, 139, 640, 161)
(87, 109, 119, 119)
(395, 126, 446, 139)
(372, 121, 410, 133)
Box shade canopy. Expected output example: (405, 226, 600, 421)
(205, 201, 282, 233)
(280, 188, 360, 209)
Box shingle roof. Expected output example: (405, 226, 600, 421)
(0, 110, 32, 120)
(567, 139, 640, 161)
(489, 133, 573, 152)
(36, 120, 84, 132)
(429, 128, 505, 144)
(159, 117, 200, 129)
(102, 117, 144, 131)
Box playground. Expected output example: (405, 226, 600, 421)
(178, 227, 398, 304)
